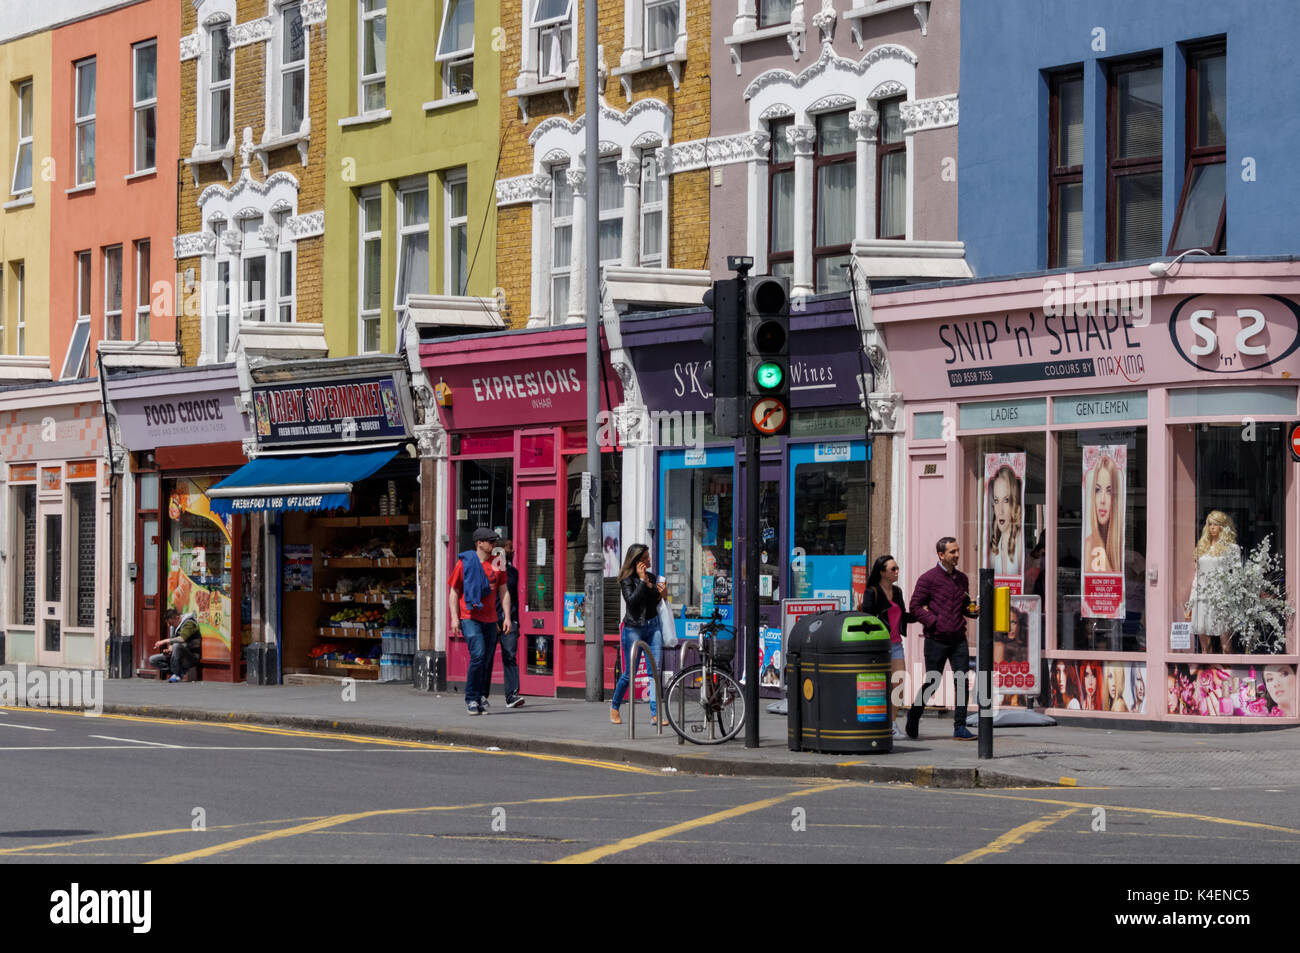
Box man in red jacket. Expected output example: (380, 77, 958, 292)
(906, 537, 980, 740)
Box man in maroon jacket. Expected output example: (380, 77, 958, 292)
(905, 537, 980, 740)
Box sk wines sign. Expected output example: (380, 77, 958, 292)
(252, 376, 408, 446)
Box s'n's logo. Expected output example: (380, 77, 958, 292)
(1168, 295, 1300, 373)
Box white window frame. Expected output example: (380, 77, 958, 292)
(62, 251, 93, 380)
(394, 183, 429, 328)
(104, 245, 123, 341)
(15, 262, 25, 355)
(132, 40, 157, 173)
(74, 58, 96, 186)
(212, 222, 234, 361)
(532, 0, 575, 81)
(638, 150, 666, 267)
(275, 216, 295, 322)
(209, 24, 234, 151)
(643, 0, 680, 57)
(444, 170, 468, 295)
(240, 218, 268, 323)
(358, 190, 383, 353)
(11, 79, 33, 196)
(550, 162, 572, 320)
(272, 0, 308, 137)
(135, 239, 151, 340)
(596, 156, 623, 267)
(359, 0, 387, 114)
(436, 0, 475, 98)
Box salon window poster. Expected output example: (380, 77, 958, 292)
(982, 453, 1026, 596)
(1081, 444, 1126, 620)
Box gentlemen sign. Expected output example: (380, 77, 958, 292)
(252, 376, 407, 446)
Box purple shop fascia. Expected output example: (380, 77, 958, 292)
(613, 294, 887, 676)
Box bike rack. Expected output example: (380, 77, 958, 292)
(626, 639, 664, 739)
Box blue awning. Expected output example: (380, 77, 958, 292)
(208, 448, 399, 516)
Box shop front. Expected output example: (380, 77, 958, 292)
(105, 364, 251, 680)
(209, 358, 424, 685)
(875, 263, 1300, 724)
(615, 295, 892, 686)
(1, 381, 109, 669)
(420, 327, 624, 698)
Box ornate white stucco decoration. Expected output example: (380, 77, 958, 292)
(285, 210, 324, 240)
(528, 98, 673, 176)
(900, 93, 959, 133)
(495, 174, 554, 207)
(301, 0, 327, 25)
(173, 231, 217, 259)
(229, 16, 272, 47)
(745, 42, 917, 127)
(660, 130, 772, 174)
(812, 0, 837, 43)
(869, 80, 906, 101)
(198, 171, 300, 246)
(180, 32, 202, 61)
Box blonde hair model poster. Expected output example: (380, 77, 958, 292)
(1081, 444, 1126, 620)
(983, 453, 1026, 596)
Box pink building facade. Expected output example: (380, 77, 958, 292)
(874, 261, 1300, 726)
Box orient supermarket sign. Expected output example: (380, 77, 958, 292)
(251, 376, 408, 446)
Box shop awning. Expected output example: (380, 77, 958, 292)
(207, 448, 399, 516)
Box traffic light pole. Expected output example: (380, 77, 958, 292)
(744, 429, 760, 748)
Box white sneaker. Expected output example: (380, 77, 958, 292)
(892, 723, 904, 739)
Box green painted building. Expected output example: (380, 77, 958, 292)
(325, 0, 501, 355)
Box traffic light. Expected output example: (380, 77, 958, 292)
(745, 274, 790, 436)
(703, 277, 743, 438)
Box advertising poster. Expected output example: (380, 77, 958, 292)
(759, 625, 783, 690)
(1167, 663, 1296, 717)
(851, 565, 867, 611)
(983, 452, 1026, 596)
(1081, 444, 1126, 619)
(1048, 659, 1146, 713)
(992, 595, 1041, 698)
(563, 592, 584, 632)
(166, 478, 233, 663)
(602, 521, 620, 578)
(283, 545, 314, 592)
(526, 634, 552, 675)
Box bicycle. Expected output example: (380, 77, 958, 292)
(664, 608, 746, 745)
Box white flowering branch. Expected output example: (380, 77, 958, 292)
(1198, 535, 1294, 654)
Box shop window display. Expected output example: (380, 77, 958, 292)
(1171, 423, 1289, 655)
(456, 458, 512, 552)
(12, 485, 36, 625)
(564, 451, 621, 631)
(790, 453, 866, 606)
(663, 466, 733, 618)
(166, 478, 235, 664)
(1056, 428, 1147, 652)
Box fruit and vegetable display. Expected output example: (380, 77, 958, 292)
(324, 607, 386, 628)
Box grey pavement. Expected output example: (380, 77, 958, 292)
(6, 666, 1300, 789)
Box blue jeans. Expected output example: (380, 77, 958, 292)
(461, 618, 499, 706)
(482, 624, 520, 701)
(612, 620, 662, 717)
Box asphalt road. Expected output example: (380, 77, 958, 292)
(1, 706, 1298, 866)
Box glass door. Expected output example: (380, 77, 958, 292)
(516, 484, 557, 695)
(37, 500, 64, 667)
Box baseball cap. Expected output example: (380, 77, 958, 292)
(473, 527, 500, 543)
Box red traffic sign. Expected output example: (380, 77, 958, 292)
(1291, 421, 1300, 462)
(751, 397, 788, 435)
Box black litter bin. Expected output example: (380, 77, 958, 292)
(786, 610, 893, 754)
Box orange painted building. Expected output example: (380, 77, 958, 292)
(48, 0, 180, 380)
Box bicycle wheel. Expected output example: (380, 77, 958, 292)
(665, 663, 746, 745)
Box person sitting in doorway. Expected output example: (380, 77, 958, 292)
(150, 608, 202, 683)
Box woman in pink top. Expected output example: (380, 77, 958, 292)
(859, 554, 915, 739)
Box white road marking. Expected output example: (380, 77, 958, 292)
(89, 735, 182, 748)
(0, 722, 55, 732)
(0, 745, 429, 752)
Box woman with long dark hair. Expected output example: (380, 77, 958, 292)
(858, 554, 914, 739)
(610, 543, 667, 725)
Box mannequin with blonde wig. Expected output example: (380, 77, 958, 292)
(1185, 511, 1240, 653)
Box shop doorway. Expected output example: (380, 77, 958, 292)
(36, 500, 63, 667)
(517, 483, 558, 694)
